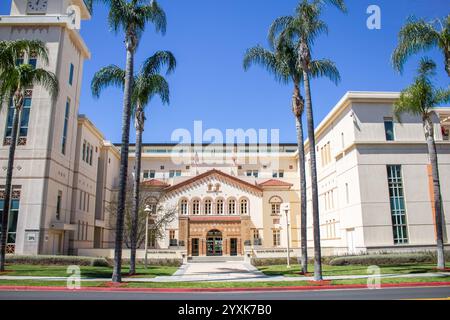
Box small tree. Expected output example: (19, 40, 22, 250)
(106, 183, 177, 258)
(393, 58, 450, 269)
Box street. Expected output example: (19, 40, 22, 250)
(0, 286, 449, 300)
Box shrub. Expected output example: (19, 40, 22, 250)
(5, 255, 110, 267)
(121, 258, 182, 267)
(328, 251, 450, 266)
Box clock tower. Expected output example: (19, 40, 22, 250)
(0, 0, 91, 255)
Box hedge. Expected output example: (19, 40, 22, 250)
(5, 255, 110, 267)
(328, 251, 450, 266)
(121, 258, 183, 267)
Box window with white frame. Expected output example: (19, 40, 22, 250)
(216, 199, 224, 215)
(228, 199, 236, 215)
(246, 170, 258, 178)
(240, 199, 248, 215)
(192, 200, 200, 215)
(272, 229, 281, 246)
(204, 199, 212, 215)
(180, 199, 188, 215)
(272, 170, 284, 178)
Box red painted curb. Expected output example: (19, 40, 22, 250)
(0, 282, 449, 293)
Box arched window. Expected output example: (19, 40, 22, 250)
(180, 199, 188, 215)
(240, 199, 248, 215)
(192, 199, 200, 215)
(204, 199, 212, 215)
(269, 196, 282, 216)
(216, 199, 224, 215)
(228, 199, 236, 215)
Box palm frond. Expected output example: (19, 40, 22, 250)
(243, 45, 289, 83)
(132, 74, 170, 114)
(91, 65, 126, 98)
(268, 16, 294, 48)
(141, 50, 176, 76)
(309, 59, 341, 84)
(0, 40, 49, 71)
(392, 16, 440, 73)
(31, 68, 59, 101)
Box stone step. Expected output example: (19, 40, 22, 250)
(188, 256, 244, 263)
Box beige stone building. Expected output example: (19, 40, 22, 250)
(0, 1, 449, 259)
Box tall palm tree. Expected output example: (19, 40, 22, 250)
(268, 0, 346, 281)
(243, 34, 340, 275)
(0, 40, 58, 271)
(392, 15, 450, 77)
(88, 0, 167, 283)
(393, 58, 450, 269)
(91, 51, 175, 275)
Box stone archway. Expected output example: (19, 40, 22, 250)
(206, 229, 223, 256)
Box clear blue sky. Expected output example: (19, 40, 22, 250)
(1, 0, 449, 143)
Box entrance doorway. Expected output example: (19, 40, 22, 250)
(191, 238, 199, 256)
(230, 238, 238, 256)
(206, 229, 223, 256)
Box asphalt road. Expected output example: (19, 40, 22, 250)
(0, 286, 449, 300)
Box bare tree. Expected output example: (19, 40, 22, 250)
(106, 182, 177, 250)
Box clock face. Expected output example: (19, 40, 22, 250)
(27, 0, 48, 13)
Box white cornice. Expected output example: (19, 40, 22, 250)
(0, 15, 91, 59)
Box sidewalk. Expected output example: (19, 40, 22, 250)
(0, 260, 449, 283)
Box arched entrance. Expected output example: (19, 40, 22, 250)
(206, 229, 223, 256)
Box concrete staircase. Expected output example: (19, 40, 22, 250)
(188, 256, 245, 263)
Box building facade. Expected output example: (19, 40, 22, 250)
(0, 1, 449, 258)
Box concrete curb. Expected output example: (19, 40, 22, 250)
(0, 282, 449, 293)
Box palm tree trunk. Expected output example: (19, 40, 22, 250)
(424, 116, 445, 269)
(302, 69, 323, 281)
(0, 102, 21, 271)
(292, 84, 308, 274)
(129, 106, 144, 275)
(112, 38, 135, 283)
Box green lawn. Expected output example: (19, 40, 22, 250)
(257, 263, 450, 277)
(0, 276, 449, 289)
(0, 264, 178, 278)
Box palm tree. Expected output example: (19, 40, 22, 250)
(243, 34, 340, 275)
(268, 0, 346, 281)
(393, 58, 449, 269)
(392, 15, 450, 77)
(92, 51, 175, 275)
(87, 0, 167, 283)
(0, 40, 58, 271)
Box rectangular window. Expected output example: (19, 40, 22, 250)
(56, 191, 62, 220)
(29, 58, 37, 69)
(169, 230, 175, 240)
(82, 141, 86, 161)
(89, 145, 93, 165)
(143, 170, 149, 179)
(149, 170, 156, 178)
(246, 170, 258, 177)
(69, 63, 74, 85)
(384, 118, 395, 141)
(272, 170, 284, 178)
(6, 97, 33, 139)
(272, 229, 281, 247)
(345, 183, 349, 204)
(387, 165, 408, 244)
(169, 170, 175, 178)
(0, 196, 20, 244)
(61, 98, 70, 154)
(252, 229, 260, 240)
(271, 203, 280, 215)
